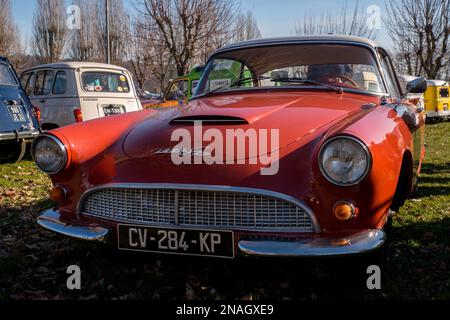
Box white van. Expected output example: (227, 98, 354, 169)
(20, 62, 142, 130)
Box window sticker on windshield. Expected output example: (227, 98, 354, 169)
(210, 79, 231, 91)
(192, 80, 199, 90)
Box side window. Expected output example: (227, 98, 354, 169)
(380, 55, 400, 99)
(34, 70, 45, 96)
(34, 70, 54, 96)
(53, 71, 67, 94)
(20, 72, 31, 89)
(439, 87, 449, 98)
(43, 70, 54, 95)
(25, 72, 35, 96)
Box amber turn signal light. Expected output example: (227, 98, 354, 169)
(333, 201, 356, 221)
(49, 186, 68, 203)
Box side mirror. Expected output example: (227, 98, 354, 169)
(406, 77, 427, 94)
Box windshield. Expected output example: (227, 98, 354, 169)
(0, 63, 17, 86)
(82, 71, 130, 93)
(194, 44, 386, 97)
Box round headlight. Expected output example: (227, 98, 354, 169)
(32, 135, 67, 174)
(319, 136, 371, 186)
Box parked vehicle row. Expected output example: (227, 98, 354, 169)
(31, 36, 427, 259)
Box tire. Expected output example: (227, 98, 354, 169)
(0, 140, 27, 164)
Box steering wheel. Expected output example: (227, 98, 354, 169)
(317, 74, 359, 88)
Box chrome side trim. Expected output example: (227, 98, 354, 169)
(238, 229, 385, 257)
(37, 209, 110, 242)
(77, 183, 321, 233)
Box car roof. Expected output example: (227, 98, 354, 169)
(215, 35, 381, 54)
(24, 61, 128, 72)
(427, 79, 448, 86)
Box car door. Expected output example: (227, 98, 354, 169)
(43, 69, 79, 128)
(33, 69, 55, 127)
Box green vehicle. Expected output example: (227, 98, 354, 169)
(145, 62, 253, 108)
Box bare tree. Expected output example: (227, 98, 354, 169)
(138, 0, 238, 76)
(385, 0, 450, 79)
(32, 0, 68, 64)
(68, 0, 103, 62)
(97, 0, 129, 65)
(0, 0, 25, 69)
(125, 17, 154, 89)
(126, 15, 175, 91)
(233, 11, 262, 43)
(295, 1, 376, 39)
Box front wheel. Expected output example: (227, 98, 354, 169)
(0, 140, 27, 164)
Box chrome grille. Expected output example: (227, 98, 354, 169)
(81, 187, 314, 232)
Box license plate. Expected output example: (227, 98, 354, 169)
(103, 106, 122, 116)
(118, 225, 235, 258)
(7, 105, 26, 122)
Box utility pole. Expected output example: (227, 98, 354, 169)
(105, 0, 111, 64)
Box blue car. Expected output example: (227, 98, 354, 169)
(0, 56, 40, 163)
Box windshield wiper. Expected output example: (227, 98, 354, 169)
(272, 77, 344, 94)
(203, 76, 271, 97)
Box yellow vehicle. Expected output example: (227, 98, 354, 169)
(424, 79, 450, 121)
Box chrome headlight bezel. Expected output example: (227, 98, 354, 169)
(31, 134, 68, 175)
(318, 136, 372, 186)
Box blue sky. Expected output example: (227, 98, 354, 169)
(12, 0, 392, 49)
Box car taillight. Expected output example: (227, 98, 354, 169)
(33, 105, 41, 123)
(74, 108, 83, 123)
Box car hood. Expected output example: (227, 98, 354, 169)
(123, 91, 378, 160)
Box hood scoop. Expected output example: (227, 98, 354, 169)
(170, 115, 248, 125)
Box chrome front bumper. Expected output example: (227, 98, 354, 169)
(37, 209, 385, 256)
(0, 130, 40, 142)
(37, 209, 109, 242)
(238, 230, 385, 257)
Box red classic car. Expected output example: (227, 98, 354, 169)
(32, 36, 427, 258)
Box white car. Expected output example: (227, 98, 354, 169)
(20, 62, 142, 130)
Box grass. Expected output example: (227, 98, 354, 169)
(0, 122, 449, 300)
